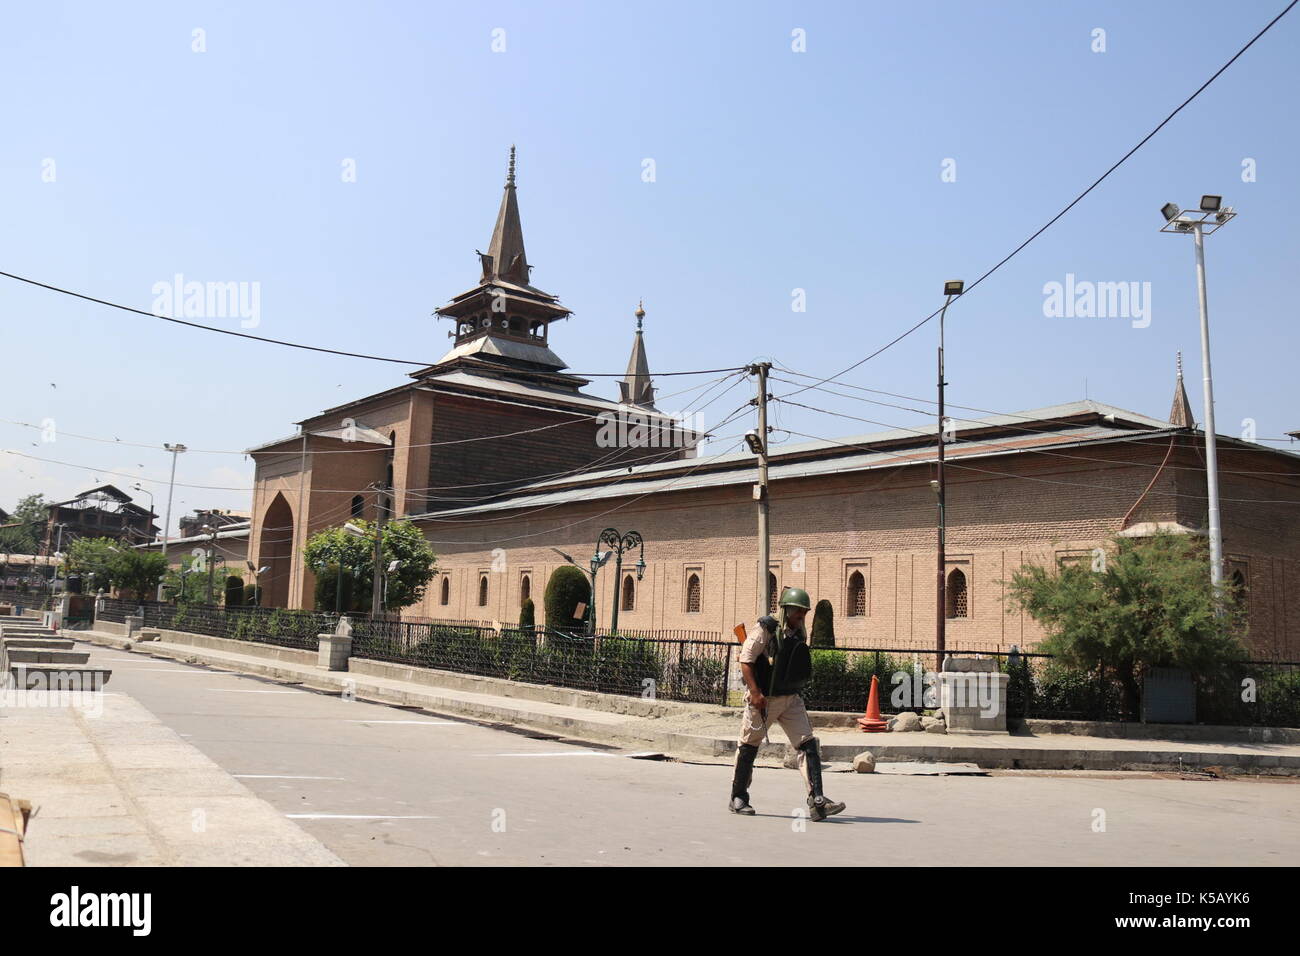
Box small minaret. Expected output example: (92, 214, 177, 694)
(1169, 351, 1196, 428)
(619, 300, 656, 407)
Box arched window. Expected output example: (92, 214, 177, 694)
(350, 495, 364, 518)
(686, 573, 701, 613)
(622, 574, 636, 611)
(847, 571, 866, 617)
(478, 576, 489, 607)
(768, 572, 778, 614)
(946, 569, 968, 619)
(521, 574, 531, 604)
(440, 576, 450, 606)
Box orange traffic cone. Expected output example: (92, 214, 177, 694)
(857, 674, 889, 732)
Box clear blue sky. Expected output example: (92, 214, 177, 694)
(1, 0, 1296, 533)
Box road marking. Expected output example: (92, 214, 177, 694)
(235, 774, 346, 780)
(343, 719, 459, 725)
(475, 751, 620, 758)
(207, 688, 300, 694)
(285, 814, 439, 820)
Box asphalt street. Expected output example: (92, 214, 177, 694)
(79, 642, 1300, 866)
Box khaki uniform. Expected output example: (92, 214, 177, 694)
(736, 620, 815, 788)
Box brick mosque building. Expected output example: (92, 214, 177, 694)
(247, 152, 1300, 659)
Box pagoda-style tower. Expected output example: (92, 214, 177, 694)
(426, 147, 581, 389)
(619, 300, 656, 408)
(1169, 351, 1196, 428)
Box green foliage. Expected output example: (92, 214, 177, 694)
(519, 597, 535, 630)
(544, 565, 590, 634)
(314, 564, 362, 612)
(163, 554, 214, 604)
(803, 649, 910, 712)
(811, 599, 836, 648)
(0, 493, 49, 554)
(110, 550, 168, 600)
(1005, 531, 1247, 717)
(223, 575, 245, 607)
(302, 519, 437, 611)
(67, 537, 121, 590)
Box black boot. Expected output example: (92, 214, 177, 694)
(730, 743, 758, 815)
(798, 738, 845, 822)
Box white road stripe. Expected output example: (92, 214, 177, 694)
(476, 751, 619, 758)
(343, 719, 459, 725)
(235, 774, 346, 780)
(285, 814, 439, 820)
(207, 688, 300, 694)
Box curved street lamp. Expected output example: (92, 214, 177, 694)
(598, 528, 645, 635)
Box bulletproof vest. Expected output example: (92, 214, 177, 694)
(766, 628, 812, 696)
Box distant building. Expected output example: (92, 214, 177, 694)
(45, 485, 159, 552)
(178, 509, 251, 541)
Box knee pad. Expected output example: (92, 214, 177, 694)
(737, 743, 759, 759)
(797, 736, 820, 755)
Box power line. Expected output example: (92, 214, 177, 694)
(0, 266, 744, 378)
(779, 0, 1299, 400)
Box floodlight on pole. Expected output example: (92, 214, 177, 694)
(1159, 196, 1237, 592)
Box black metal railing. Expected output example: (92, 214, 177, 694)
(86, 599, 1300, 725)
(350, 619, 734, 705)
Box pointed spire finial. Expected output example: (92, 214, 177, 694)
(507, 145, 516, 187)
(635, 299, 645, 331)
(1169, 351, 1195, 428)
(1176, 350, 1184, 379)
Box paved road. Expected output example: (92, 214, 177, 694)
(81, 642, 1300, 866)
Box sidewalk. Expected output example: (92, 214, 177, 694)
(70, 626, 1300, 776)
(0, 675, 345, 866)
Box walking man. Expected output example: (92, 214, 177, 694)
(729, 586, 846, 821)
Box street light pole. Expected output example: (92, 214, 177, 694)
(745, 363, 772, 618)
(1160, 197, 1234, 590)
(936, 280, 963, 670)
(599, 528, 645, 635)
(160, 443, 187, 600)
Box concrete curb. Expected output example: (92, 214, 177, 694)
(71, 629, 1300, 777)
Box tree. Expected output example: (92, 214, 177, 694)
(67, 537, 121, 591)
(163, 553, 211, 604)
(302, 519, 437, 612)
(811, 599, 836, 648)
(519, 597, 535, 630)
(111, 551, 168, 601)
(1004, 531, 1246, 717)
(0, 493, 49, 554)
(544, 565, 590, 634)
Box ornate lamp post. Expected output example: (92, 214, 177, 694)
(598, 528, 645, 635)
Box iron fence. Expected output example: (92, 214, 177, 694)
(85, 598, 1300, 725)
(350, 619, 734, 704)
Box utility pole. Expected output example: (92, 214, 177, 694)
(205, 525, 217, 604)
(160, 443, 186, 601)
(370, 483, 388, 617)
(747, 363, 772, 619)
(935, 281, 963, 670)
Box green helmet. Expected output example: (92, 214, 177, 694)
(778, 586, 811, 610)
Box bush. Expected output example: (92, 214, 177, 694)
(224, 575, 244, 607)
(811, 599, 836, 648)
(544, 566, 590, 635)
(519, 597, 535, 630)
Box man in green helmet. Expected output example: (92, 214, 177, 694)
(729, 585, 846, 821)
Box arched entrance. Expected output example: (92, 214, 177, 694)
(260, 493, 295, 608)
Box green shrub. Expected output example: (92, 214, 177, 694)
(544, 566, 590, 635)
(811, 599, 836, 648)
(519, 597, 535, 630)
